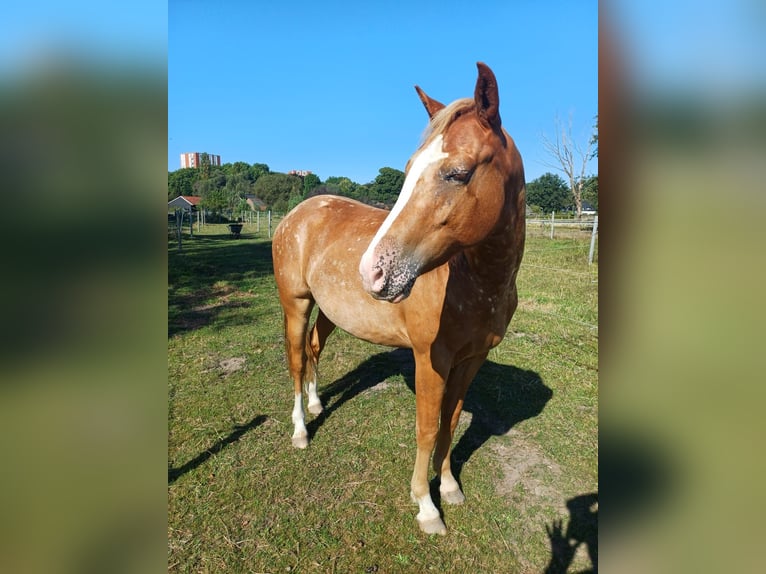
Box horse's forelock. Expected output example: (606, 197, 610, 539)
(420, 98, 474, 146)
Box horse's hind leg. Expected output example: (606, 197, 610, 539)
(283, 297, 314, 449)
(305, 310, 336, 415)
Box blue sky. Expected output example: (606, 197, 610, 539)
(169, 1, 597, 184)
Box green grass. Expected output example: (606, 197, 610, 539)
(169, 222, 597, 573)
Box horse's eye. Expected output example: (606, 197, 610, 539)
(443, 167, 473, 184)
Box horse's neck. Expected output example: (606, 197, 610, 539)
(458, 216, 523, 297)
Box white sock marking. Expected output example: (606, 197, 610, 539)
(414, 493, 440, 522)
(291, 392, 307, 439)
(307, 381, 322, 413)
(439, 473, 460, 494)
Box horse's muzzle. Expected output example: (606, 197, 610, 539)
(359, 250, 416, 303)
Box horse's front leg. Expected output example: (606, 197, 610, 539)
(410, 352, 448, 535)
(432, 354, 487, 505)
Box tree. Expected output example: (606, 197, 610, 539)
(168, 167, 198, 200)
(287, 189, 304, 211)
(302, 173, 321, 196)
(193, 171, 237, 218)
(526, 172, 572, 213)
(590, 115, 598, 159)
(542, 114, 595, 218)
(225, 173, 253, 196)
(368, 167, 405, 205)
(192, 172, 226, 197)
(581, 175, 598, 212)
(252, 173, 302, 211)
(323, 176, 363, 200)
(230, 161, 251, 176)
(249, 163, 270, 182)
(199, 187, 230, 215)
(198, 152, 213, 180)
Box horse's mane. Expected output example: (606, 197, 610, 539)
(421, 97, 474, 145)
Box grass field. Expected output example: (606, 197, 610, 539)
(168, 220, 598, 573)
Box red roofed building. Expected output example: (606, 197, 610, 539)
(168, 195, 202, 211)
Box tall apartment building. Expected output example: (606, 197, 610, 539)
(180, 152, 222, 169)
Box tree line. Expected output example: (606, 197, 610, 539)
(168, 161, 597, 217)
(526, 172, 598, 215)
(168, 162, 405, 215)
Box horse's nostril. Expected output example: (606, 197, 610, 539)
(370, 266, 385, 292)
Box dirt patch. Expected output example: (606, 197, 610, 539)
(366, 381, 391, 393)
(490, 431, 583, 572)
(170, 285, 252, 334)
(491, 431, 563, 504)
(219, 357, 246, 374)
(518, 298, 557, 314)
(191, 284, 250, 312)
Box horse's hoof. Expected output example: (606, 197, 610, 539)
(417, 516, 447, 536)
(291, 434, 309, 449)
(440, 488, 465, 505)
(307, 402, 323, 415)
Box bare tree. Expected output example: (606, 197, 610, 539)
(542, 114, 595, 218)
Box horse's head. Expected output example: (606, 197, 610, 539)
(359, 62, 524, 302)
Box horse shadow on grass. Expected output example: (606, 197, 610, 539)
(307, 348, 552, 490)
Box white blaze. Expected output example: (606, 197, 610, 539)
(361, 135, 448, 265)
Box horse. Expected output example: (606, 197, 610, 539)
(272, 62, 526, 535)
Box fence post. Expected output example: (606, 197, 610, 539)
(257, 211, 260, 234)
(550, 211, 555, 240)
(588, 215, 599, 265)
(176, 209, 183, 251)
(268, 210, 272, 238)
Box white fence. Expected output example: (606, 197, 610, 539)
(526, 213, 599, 265)
(170, 208, 598, 264)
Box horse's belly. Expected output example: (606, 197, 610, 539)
(310, 273, 411, 348)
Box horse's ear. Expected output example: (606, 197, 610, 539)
(474, 62, 501, 130)
(415, 85, 445, 119)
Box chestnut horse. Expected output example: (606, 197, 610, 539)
(272, 62, 525, 535)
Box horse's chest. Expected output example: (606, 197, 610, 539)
(447, 294, 511, 357)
